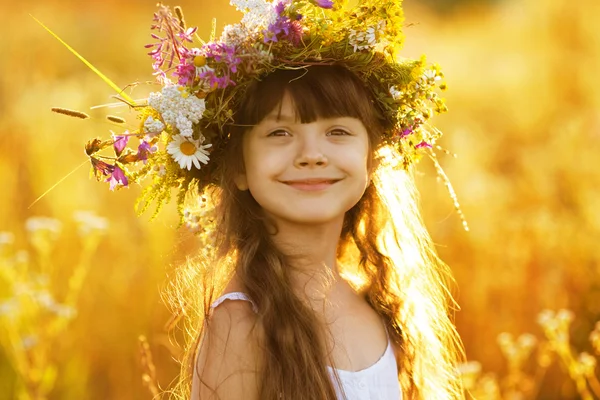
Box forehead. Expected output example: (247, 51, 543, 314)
(257, 94, 368, 132)
(262, 92, 299, 123)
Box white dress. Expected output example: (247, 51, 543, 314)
(191, 292, 403, 400)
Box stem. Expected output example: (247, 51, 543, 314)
(588, 372, 600, 399)
(529, 363, 549, 400)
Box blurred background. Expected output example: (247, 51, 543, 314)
(1, 0, 599, 398)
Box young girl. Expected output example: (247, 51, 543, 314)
(157, 58, 464, 400)
(180, 65, 465, 400)
(73, 2, 465, 399)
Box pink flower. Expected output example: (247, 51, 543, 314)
(137, 141, 156, 164)
(415, 141, 433, 149)
(113, 134, 129, 157)
(174, 60, 196, 85)
(90, 157, 114, 177)
(177, 27, 198, 43)
(310, 0, 334, 9)
(106, 165, 128, 190)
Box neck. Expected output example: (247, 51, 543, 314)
(269, 215, 345, 296)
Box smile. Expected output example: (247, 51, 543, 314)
(282, 179, 342, 191)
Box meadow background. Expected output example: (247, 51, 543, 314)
(1, 0, 599, 398)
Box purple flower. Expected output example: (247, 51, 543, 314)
(415, 141, 433, 149)
(106, 165, 128, 191)
(288, 21, 304, 45)
(310, 0, 334, 9)
(174, 60, 196, 85)
(203, 42, 242, 74)
(113, 134, 129, 157)
(90, 157, 114, 177)
(275, 1, 287, 15)
(264, 18, 291, 43)
(198, 69, 236, 89)
(263, 5, 303, 45)
(400, 128, 413, 138)
(147, 5, 196, 78)
(136, 141, 156, 164)
(177, 27, 198, 43)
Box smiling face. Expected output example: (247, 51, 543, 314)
(236, 93, 371, 225)
(225, 66, 387, 229)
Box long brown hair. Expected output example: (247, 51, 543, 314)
(163, 65, 465, 399)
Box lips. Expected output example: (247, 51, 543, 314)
(281, 178, 342, 191)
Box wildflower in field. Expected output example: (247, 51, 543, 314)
(35, 290, 56, 309)
(48, 303, 77, 319)
(577, 352, 597, 378)
(21, 335, 38, 350)
(0, 232, 14, 255)
(457, 361, 482, 390)
(0, 232, 14, 245)
(73, 211, 109, 236)
(25, 217, 62, 236)
(0, 299, 18, 318)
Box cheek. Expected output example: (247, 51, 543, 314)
(337, 143, 370, 175)
(243, 145, 285, 187)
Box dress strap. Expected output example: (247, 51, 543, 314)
(210, 291, 258, 314)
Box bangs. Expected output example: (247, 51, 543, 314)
(234, 65, 387, 130)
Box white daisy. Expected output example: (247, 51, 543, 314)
(422, 69, 441, 84)
(167, 135, 212, 170)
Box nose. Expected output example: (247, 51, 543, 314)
(293, 134, 327, 168)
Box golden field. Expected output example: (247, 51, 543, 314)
(0, 0, 599, 399)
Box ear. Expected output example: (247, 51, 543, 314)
(234, 173, 249, 191)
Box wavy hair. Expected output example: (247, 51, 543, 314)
(162, 66, 465, 399)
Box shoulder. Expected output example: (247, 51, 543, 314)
(193, 294, 263, 400)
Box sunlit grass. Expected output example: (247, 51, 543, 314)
(0, 213, 107, 399)
(1, 0, 599, 398)
(459, 310, 600, 399)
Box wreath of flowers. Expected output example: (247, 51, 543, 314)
(46, 0, 466, 229)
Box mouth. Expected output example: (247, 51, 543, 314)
(281, 178, 342, 191)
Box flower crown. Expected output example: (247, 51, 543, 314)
(47, 0, 466, 230)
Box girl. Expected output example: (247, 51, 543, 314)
(175, 65, 465, 399)
(70, 2, 465, 399)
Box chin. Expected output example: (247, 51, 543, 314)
(282, 214, 343, 226)
(265, 205, 351, 226)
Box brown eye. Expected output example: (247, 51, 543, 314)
(327, 129, 351, 136)
(267, 129, 291, 137)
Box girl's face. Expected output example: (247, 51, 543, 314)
(236, 92, 371, 226)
